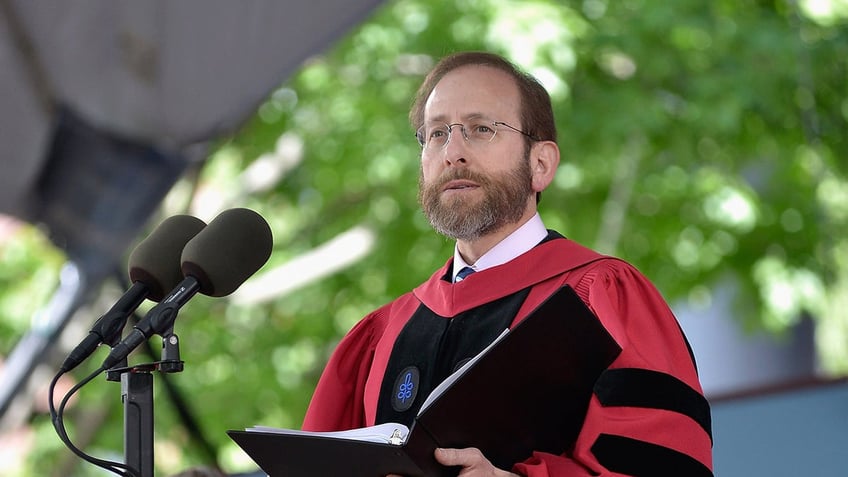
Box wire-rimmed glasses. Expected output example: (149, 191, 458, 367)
(415, 119, 539, 150)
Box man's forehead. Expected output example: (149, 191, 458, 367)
(423, 66, 520, 121)
(423, 112, 487, 124)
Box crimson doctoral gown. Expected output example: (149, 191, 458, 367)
(302, 234, 713, 476)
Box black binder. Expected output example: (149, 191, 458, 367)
(228, 285, 622, 477)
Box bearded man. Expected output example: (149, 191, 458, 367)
(301, 51, 713, 477)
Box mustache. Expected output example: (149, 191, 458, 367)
(431, 169, 490, 189)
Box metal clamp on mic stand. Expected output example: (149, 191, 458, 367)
(106, 325, 185, 477)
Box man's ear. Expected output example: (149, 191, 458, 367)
(530, 141, 560, 193)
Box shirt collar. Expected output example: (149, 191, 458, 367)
(452, 213, 547, 282)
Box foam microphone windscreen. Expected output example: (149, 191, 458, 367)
(180, 208, 273, 297)
(128, 215, 207, 302)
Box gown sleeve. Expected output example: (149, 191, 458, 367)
(513, 260, 713, 477)
(300, 306, 389, 432)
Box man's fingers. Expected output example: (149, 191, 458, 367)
(434, 447, 458, 465)
(434, 447, 484, 466)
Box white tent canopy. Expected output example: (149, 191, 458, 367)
(0, 0, 384, 220)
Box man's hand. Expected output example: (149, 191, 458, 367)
(385, 447, 519, 477)
(433, 447, 520, 476)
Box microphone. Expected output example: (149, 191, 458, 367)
(59, 215, 206, 373)
(101, 208, 273, 369)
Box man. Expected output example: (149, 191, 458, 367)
(302, 52, 713, 476)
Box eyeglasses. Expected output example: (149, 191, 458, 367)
(415, 119, 539, 150)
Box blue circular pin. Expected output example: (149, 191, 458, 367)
(391, 366, 420, 412)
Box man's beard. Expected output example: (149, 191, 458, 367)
(418, 154, 534, 241)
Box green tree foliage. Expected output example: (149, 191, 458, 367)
(2, 0, 847, 475)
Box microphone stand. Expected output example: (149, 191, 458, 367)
(106, 324, 184, 477)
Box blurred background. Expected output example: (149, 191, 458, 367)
(1, 0, 847, 475)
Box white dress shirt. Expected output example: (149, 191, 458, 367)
(451, 213, 548, 282)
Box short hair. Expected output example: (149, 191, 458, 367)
(409, 51, 557, 145)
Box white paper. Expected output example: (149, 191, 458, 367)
(246, 421, 410, 445)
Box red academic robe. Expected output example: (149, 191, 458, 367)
(302, 236, 713, 476)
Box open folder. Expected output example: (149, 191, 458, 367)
(228, 285, 622, 477)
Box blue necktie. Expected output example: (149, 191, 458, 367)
(455, 266, 476, 283)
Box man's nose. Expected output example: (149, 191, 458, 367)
(443, 125, 469, 165)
